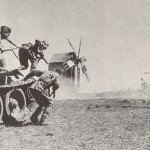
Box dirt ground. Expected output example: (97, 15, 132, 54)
(1, 95, 150, 150)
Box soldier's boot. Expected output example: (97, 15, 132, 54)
(40, 104, 53, 124)
(30, 105, 43, 125)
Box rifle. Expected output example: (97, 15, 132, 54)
(49, 84, 58, 98)
(42, 57, 48, 64)
(5, 39, 19, 59)
(36, 56, 48, 64)
(50, 90, 55, 98)
(0, 47, 21, 53)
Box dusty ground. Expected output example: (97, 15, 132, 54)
(1, 93, 150, 150)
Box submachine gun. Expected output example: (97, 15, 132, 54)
(0, 26, 18, 59)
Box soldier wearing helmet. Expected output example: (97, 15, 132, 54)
(18, 39, 49, 71)
(0, 26, 11, 40)
(23, 68, 64, 125)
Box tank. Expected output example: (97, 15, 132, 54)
(0, 78, 35, 125)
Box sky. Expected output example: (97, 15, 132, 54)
(0, 0, 150, 92)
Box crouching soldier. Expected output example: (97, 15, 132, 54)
(23, 68, 63, 125)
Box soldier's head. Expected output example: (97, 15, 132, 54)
(35, 40, 49, 50)
(0, 26, 11, 39)
(55, 68, 64, 77)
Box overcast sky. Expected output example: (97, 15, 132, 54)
(1, 0, 150, 92)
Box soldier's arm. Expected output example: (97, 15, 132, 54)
(24, 69, 44, 81)
(50, 79, 60, 98)
(31, 58, 40, 70)
(30, 50, 44, 70)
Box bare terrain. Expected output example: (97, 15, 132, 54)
(1, 91, 150, 150)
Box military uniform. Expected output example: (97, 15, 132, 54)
(0, 26, 11, 84)
(24, 69, 61, 124)
(18, 40, 49, 71)
(0, 26, 11, 39)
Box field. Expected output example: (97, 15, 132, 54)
(1, 91, 150, 150)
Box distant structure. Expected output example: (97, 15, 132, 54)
(49, 37, 90, 93)
(48, 52, 79, 92)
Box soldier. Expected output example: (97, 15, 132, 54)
(18, 39, 49, 71)
(141, 78, 149, 90)
(23, 68, 63, 125)
(0, 26, 12, 84)
(0, 26, 11, 40)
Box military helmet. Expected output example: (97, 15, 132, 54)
(35, 39, 49, 50)
(0, 26, 11, 39)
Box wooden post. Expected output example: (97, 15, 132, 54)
(74, 66, 80, 93)
(70, 67, 74, 91)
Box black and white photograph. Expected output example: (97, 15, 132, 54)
(1, 0, 150, 149)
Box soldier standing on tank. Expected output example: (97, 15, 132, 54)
(0, 67, 23, 78)
(0, 26, 12, 84)
(17, 40, 49, 72)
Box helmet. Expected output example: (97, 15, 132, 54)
(1, 26, 11, 39)
(35, 40, 49, 50)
